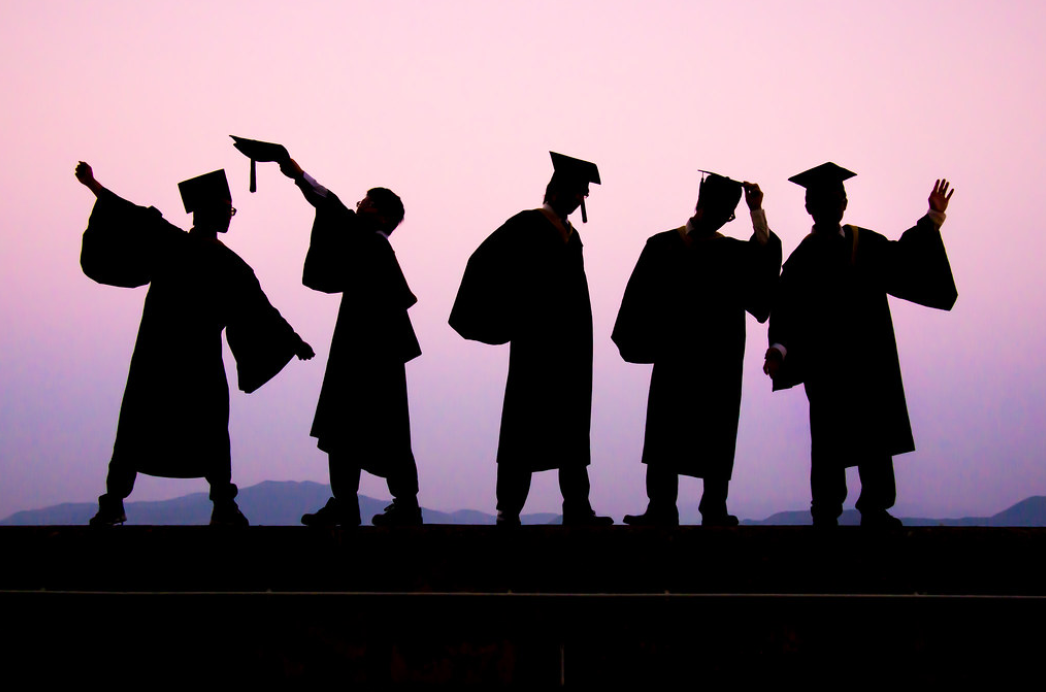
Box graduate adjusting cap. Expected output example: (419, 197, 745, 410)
(178, 169, 231, 214)
(230, 135, 291, 193)
(788, 162, 856, 191)
(697, 170, 744, 217)
(549, 151, 601, 223)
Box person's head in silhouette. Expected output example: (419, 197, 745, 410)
(356, 187, 404, 235)
(689, 173, 743, 235)
(179, 170, 235, 236)
(544, 177, 589, 219)
(545, 152, 601, 223)
(805, 184, 847, 229)
(789, 162, 856, 232)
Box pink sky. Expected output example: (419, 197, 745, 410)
(2, 1, 1044, 520)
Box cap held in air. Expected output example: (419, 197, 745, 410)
(230, 135, 291, 193)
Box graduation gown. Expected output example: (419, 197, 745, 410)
(302, 192, 421, 476)
(450, 210, 593, 471)
(768, 217, 957, 465)
(80, 190, 302, 478)
(612, 227, 782, 479)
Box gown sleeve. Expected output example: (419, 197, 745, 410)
(766, 246, 807, 392)
(80, 189, 181, 288)
(611, 239, 665, 364)
(877, 216, 958, 310)
(449, 220, 519, 345)
(225, 263, 302, 394)
(742, 230, 783, 324)
(299, 191, 419, 310)
(301, 192, 359, 294)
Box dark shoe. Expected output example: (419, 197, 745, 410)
(89, 495, 126, 527)
(302, 498, 358, 527)
(371, 500, 423, 527)
(623, 510, 679, 527)
(562, 510, 614, 527)
(210, 500, 249, 527)
(860, 510, 903, 529)
(701, 514, 739, 527)
(812, 516, 839, 528)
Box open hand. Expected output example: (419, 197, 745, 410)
(929, 179, 954, 213)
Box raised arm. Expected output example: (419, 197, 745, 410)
(279, 157, 330, 207)
(75, 161, 105, 197)
(879, 177, 957, 310)
(741, 182, 782, 322)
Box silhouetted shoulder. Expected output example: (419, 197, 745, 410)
(497, 209, 556, 240)
(646, 228, 684, 248)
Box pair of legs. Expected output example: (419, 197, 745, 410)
(810, 454, 897, 526)
(325, 450, 420, 525)
(303, 448, 421, 527)
(496, 464, 608, 524)
(627, 465, 734, 526)
(93, 453, 240, 525)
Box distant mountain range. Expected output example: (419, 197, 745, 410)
(0, 480, 560, 526)
(743, 495, 1046, 526)
(2, 480, 1045, 527)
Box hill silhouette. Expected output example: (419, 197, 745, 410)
(2, 481, 1044, 527)
(0, 480, 561, 526)
(743, 496, 1046, 527)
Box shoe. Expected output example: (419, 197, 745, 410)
(301, 498, 359, 527)
(562, 511, 614, 527)
(623, 510, 679, 527)
(860, 510, 903, 529)
(812, 517, 839, 528)
(701, 514, 739, 527)
(89, 495, 126, 527)
(210, 500, 249, 527)
(371, 500, 423, 527)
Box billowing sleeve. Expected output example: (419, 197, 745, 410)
(226, 264, 303, 394)
(880, 216, 958, 310)
(767, 251, 806, 392)
(449, 221, 518, 345)
(301, 192, 361, 294)
(611, 239, 664, 364)
(742, 230, 783, 323)
(80, 189, 181, 288)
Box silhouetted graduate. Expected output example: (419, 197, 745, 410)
(450, 152, 613, 526)
(613, 173, 781, 526)
(76, 162, 314, 527)
(763, 164, 957, 527)
(236, 137, 423, 527)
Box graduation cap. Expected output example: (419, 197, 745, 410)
(230, 135, 290, 192)
(697, 170, 743, 221)
(549, 151, 601, 223)
(178, 169, 231, 214)
(788, 162, 856, 192)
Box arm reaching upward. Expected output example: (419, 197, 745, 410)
(75, 161, 105, 197)
(280, 156, 330, 207)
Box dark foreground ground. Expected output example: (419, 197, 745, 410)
(2, 525, 1043, 686)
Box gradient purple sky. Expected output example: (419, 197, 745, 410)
(2, 1, 1044, 521)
